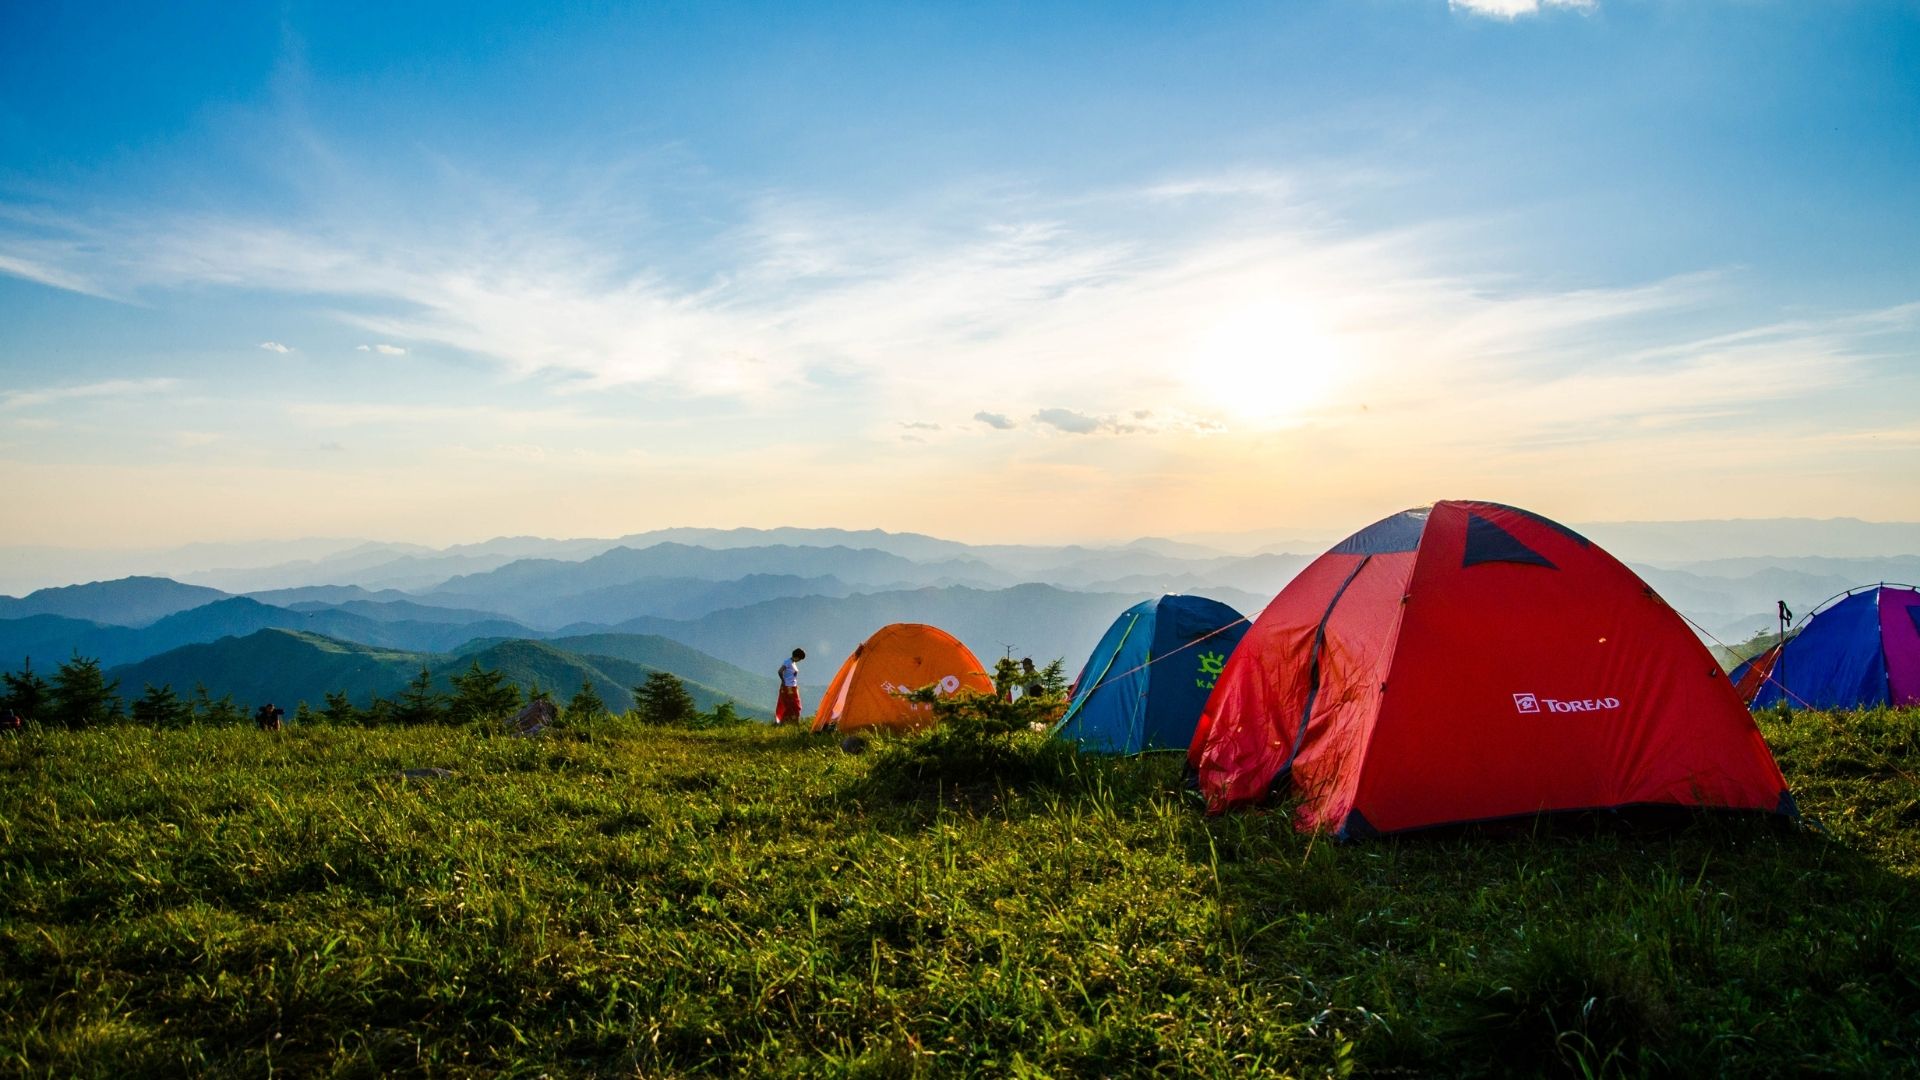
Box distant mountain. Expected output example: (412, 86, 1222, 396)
(581, 583, 1213, 678)
(1653, 554, 1920, 585)
(1583, 518, 1920, 563)
(425, 543, 1010, 611)
(108, 629, 771, 719)
(246, 584, 411, 606)
(283, 597, 524, 626)
(109, 629, 425, 707)
(486, 574, 866, 629)
(0, 595, 544, 670)
(0, 576, 231, 627)
(529, 633, 777, 707)
(0, 614, 120, 673)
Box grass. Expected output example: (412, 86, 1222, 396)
(1, 708, 1917, 1077)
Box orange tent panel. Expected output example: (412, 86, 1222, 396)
(810, 623, 995, 734)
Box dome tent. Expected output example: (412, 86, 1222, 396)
(1052, 594, 1250, 754)
(1733, 584, 1920, 710)
(1189, 500, 1794, 838)
(810, 623, 995, 735)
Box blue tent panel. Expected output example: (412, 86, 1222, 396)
(1054, 595, 1249, 754)
(1751, 590, 1889, 709)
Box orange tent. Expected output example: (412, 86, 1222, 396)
(810, 623, 995, 734)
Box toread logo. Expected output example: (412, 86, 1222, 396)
(1515, 692, 1621, 715)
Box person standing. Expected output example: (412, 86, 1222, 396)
(775, 648, 806, 725)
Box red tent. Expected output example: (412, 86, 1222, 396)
(1189, 501, 1794, 837)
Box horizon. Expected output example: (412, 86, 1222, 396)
(4, 2, 1918, 548)
(6, 512, 1920, 599)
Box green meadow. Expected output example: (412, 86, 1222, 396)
(2, 709, 1916, 1077)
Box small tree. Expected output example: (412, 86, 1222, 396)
(293, 700, 315, 725)
(565, 679, 607, 723)
(392, 666, 445, 726)
(702, 700, 745, 728)
(447, 661, 521, 724)
(321, 690, 357, 725)
(1037, 657, 1070, 697)
(2, 659, 50, 721)
(362, 695, 395, 725)
(189, 683, 247, 725)
(131, 683, 192, 728)
(634, 671, 697, 727)
(48, 654, 122, 729)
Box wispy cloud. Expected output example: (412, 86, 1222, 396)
(1450, 0, 1596, 18)
(0, 159, 1896, 458)
(259, 341, 292, 353)
(0, 377, 180, 410)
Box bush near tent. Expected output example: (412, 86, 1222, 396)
(1734, 584, 1920, 711)
(810, 623, 995, 735)
(1189, 500, 1795, 838)
(1051, 594, 1249, 754)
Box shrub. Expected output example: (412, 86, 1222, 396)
(860, 685, 1080, 800)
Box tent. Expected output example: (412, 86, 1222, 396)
(1730, 642, 1783, 706)
(1188, 500, 1795, 837)
(810, 623, 996, 735)
(1733, 584, 1920, 710)
(1051, 594, 1250, 754)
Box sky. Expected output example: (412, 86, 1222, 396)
(1, 0, 1917, 550)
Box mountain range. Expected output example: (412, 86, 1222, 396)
(3, 522, 1916, 713)
(108, 630, 774, 719)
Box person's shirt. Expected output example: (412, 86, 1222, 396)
(779, 658, 800, 688)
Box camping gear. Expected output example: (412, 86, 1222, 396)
(1733, 584, 1920, 710)
(1052, 594, 1249, 754)
(1189, 500, 1795, 837)
(810, 623, 995, 735)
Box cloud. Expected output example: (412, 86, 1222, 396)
(899, 421, 941, 431)
(259, 341, 292, 353)
(1449, 0, 1596, 18)
(0, 377, 180, 410)
(0, 154, 1896, 472)
(357, 343, 407, 355)
(1032, 407, 1105, 435)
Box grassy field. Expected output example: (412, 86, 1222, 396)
(2, 708, 1917, 1077)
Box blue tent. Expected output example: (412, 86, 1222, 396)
(1051, 594, 1250, 754)
(1736, 584, 1920, 710)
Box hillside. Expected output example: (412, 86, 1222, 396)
(2, 710, 1914, 1074)
(527, 632, 776, 706)
(106, 628, 770, 718)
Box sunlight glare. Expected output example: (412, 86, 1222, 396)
(1184, 301, 1345, 423)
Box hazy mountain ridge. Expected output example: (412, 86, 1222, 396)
(107, 629, 772, 719)
(9, 522, 1920, 692)
(0, 576, 231, 627)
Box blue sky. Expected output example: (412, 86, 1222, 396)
(1, 0, 1916, 548)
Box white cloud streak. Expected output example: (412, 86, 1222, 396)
(0, 164, 1899, 461)
(0, 377, 180, 411)
(259, 341, 292, 353)
(1449, 0, 1596, 18)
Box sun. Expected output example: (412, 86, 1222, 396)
(1183, 301, 1346, 423)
